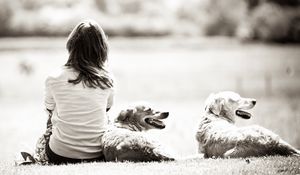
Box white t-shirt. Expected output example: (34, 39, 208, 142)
(45, 67, 114, 159)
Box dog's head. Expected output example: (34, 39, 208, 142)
(204, 91, 256, 123)
(115, 104, 169, 131)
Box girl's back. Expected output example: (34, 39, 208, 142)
(46, 66, 113, 159)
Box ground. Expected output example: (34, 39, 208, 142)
(3, 157, 300, 175)
(0, 37, 299, 174)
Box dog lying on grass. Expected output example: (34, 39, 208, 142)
(102, 104, 174, 162)
(17, 104, 174, 165)
(196, 91, 300, 158)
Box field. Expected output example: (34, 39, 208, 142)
(2, 156, 299, 175)
(0, 37, 300, 174)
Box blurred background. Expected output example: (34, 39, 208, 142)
(0, 0, 300, 162)
(1, 0, 300, 41)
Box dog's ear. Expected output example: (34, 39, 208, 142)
(143, 107, 152, 112)
(213, 98, 225, 116)
(205, 94, 225, 116)
(116, 109, 134, 122)
(204, 93, 215, 112)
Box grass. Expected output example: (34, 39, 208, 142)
(2, 156, 299, 175)
(0, 37, 300, 174)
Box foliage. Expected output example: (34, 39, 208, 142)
(0, 0, 173, 37)
(248, 3, 300, 42)
(0, 0, 12, 34)
(177, 0, 300, 42)
(0, 0, 300, 42)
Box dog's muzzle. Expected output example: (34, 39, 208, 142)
(145, 112, 169, 129)
(236, 110, 251, 119)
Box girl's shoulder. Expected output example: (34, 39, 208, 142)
(45, 66, 76, 84)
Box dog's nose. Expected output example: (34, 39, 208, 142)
(161, 112, 169, 117)
(252, 100, 256, 105)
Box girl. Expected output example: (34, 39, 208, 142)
(34, 19, 114, 165)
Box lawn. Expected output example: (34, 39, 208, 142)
(0, 37, 300, 174)
(3, 156, 300, 175)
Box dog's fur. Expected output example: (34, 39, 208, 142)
(101, 104, 175, 162)
(17, 104, 173, 165)
(196, 91, 300, 158)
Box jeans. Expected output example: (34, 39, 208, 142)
(45, 143, 105, 165)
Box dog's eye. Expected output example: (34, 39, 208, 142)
(144, 108, 152, 112)
(228, 98, 238, 103)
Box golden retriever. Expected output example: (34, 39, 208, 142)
(101, 104, 175, 162)
(196, 91, 300, 158)
(16, 104, 174, 165)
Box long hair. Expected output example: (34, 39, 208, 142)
(65, 20, 113, 89)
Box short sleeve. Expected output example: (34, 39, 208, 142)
(107, 89, 114, 109)
(44, 77, 56, 111)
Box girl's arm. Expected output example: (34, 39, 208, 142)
(106, 89, 114, 112)
(45, 77, 56, 115)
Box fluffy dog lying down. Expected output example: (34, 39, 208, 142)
(102, 104, 174, 162)
(17, 104, 174, 165)
(196, 91, 300, 158)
